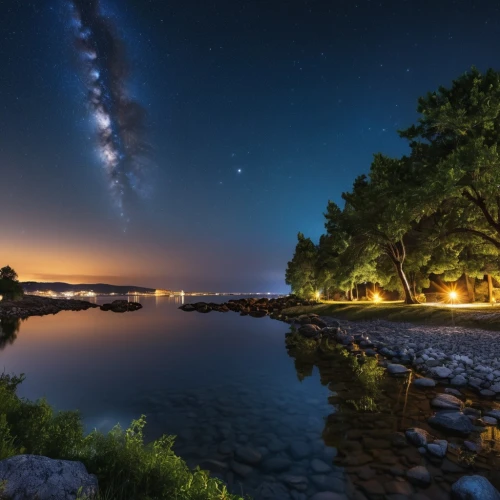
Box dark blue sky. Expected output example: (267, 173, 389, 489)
(1, 0, 499, 292)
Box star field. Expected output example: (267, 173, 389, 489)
(1, 0, 499, 291)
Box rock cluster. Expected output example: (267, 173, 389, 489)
(179, 296, 318, 317)
(0, 295, 99, 319)
(100, 299, 143, 313)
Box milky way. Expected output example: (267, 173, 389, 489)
(68, 0, 150, 218)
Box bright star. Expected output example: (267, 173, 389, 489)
(237, 168, 242, 173)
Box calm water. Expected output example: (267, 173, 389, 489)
(0, 296, 337, 498)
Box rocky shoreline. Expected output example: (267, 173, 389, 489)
(287, 313, 500, 499)
(0, 296, 142, 319)
(290, 314, 500, 401)
(179, 296, 318, 317)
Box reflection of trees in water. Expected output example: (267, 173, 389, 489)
(285, 334, 500, 494)
(0, 318, 22, 350)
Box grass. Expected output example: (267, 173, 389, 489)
(0, 373, 242, 500)
(284, 300, 500, 331)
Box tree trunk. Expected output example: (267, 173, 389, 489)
(355, 284, 359, 300)
(394, 261, 418, 304)
(487, 274, 494, 303)
(464, 274, 475, 303)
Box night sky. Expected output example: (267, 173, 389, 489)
(1, 0, 499, 292)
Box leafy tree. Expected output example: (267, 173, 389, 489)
(0, 266, 17, 282)
(341, 154, 431, 303)
(400, 67, 500, 252)
(285, 233, 318, 298)
(0, 266, 23, 301)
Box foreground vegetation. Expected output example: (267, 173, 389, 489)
(0, 374, 240, 500)
(286, 68, 500, 304)
(285, 301, 500, 331)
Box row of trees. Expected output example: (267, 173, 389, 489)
(286, 68, 500, 303)
(0, 266, 24, 301)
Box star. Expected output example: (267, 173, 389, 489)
(237, 168, 242, 173)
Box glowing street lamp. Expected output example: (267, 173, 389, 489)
(315, 291, 321, 300)
(373, 293, 382, 303)
(449, 290, 457, 306)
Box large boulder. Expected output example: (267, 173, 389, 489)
(451, 475, 500, 500)
(0, 455, 98, 500)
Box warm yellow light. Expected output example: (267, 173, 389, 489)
(315, 291, 321, 299)
(373, 293, 382, 303)
(449, 291, 457, 300)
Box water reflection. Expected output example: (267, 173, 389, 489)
(285, 329, 500, 497)
(0, 318, 22, 350)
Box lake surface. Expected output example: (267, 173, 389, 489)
(0, 296, 337, 498)
(2, 295, 500, 499)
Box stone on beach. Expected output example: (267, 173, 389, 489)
(431, 366, 452, 378)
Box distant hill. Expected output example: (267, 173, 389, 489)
(21, 282, 156, 295)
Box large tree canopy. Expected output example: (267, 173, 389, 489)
(286, 68, 500, 302)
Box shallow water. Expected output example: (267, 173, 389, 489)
(1, 295, 500, 499)
(0, 296, 336, 498)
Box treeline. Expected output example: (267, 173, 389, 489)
(286, 68, 500, 304)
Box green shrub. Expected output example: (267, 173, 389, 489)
(0, 374, 242, 500)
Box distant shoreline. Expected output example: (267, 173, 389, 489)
(0, 295, 142, 319)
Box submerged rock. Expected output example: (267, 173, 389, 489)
(413, 377, 436, 387)
(406, 465, 431, 486)
(428, 411, 474, 436)
(406, 428, 431, 447)
(0, 455, 98, 500)
(426, 439, 448, 458)
(451, 475, 500, 500)
(431, 393, 464, 411)
(387, 364, 410, 376)
(234, 446, 262, 464)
